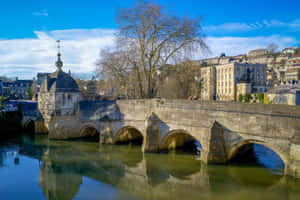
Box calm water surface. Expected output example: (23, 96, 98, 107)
(0, 135, 299, 200)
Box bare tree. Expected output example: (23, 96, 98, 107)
(96, 48, 142, 98)
(97, 0, 208, 99)
(160, 60, 201, 99)
(267, 43, 279, 54)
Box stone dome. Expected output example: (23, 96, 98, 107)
(40, 42, 80, 93)
(40, 69, 80, 93)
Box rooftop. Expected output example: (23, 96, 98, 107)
(268, 85, 300, 94)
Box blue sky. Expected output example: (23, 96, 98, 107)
(0, 0, 299, 79)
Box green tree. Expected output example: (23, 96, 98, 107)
(27, 87, 33, 100)
(295, 46, 300, 55)
(257, 93, 264, 103)
(220, 53, 226, 57)
(238, 94, 243, 102)
(0, 96, 4, 109)
(244, 94, 252, 103)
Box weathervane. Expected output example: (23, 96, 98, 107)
(55, 40, 63, 70)
(57, 40, 61, 53)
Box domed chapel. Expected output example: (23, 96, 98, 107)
(38, 40, 82, 127)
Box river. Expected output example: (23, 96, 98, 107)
(0, 134, 299, 200)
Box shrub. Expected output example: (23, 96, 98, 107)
(238, 94, 243, 102)
(263, 94, 272, 104)
(244, 94, 252, 103)
(257, 93, 264, 103)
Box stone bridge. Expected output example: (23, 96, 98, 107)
(11, 100, 47, 133)
(41, 99, 300, 178)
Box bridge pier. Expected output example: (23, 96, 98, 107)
(34, 120, 48, 134)
(286, 161, 300, 178)
(99, 122, 115, 144)
(200, 121, 227, 164)
(142, 113, 161, 153)
(286, 142, 300, 178)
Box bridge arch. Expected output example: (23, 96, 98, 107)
(23, 119, 35, 134)
(79, 124, 100, 139)
(161, 129, 202, 155)
(113, 126, 144, 145)
(227, 139, 286, 172)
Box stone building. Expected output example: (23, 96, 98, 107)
(200, 62, 268, 101)
(215, 62, 268, 101)
(1, 79, 33, 99)
(248, 49, 268, 57)
(38, 42, 82, 128)
(287, 54, 300, 66)
(236, 82, 252, 97)
(37, 73, 51, 91)
(266, 69, 278, 86)
(282, 47, 296, 55)
(200, 66, 215, 100)
(285, 68, 300, 82)
(267, 85, 300, 105)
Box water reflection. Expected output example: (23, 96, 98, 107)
(0, 135, 299, 200)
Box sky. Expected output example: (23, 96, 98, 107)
(0, 0, 299, 79)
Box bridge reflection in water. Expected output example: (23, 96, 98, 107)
(0, 135, 299, 200)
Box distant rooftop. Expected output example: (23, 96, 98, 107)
(268, 84, 300, 94)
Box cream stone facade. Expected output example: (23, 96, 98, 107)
(215, 63, 267, 101)
(267, 85, 300, 105)
(236, 82, 252, 97)
(285, 68, 300, 81)
(200, 62, 268, 101)
(248, 49, 268, 57)
(200, 66, 215, 100)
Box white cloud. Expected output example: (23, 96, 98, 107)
(0, 29, 115, 79)
(204, 22, 261, 33)
(0, 28, 298, 79)
(204, 19, 300, 33)
(33, 9, 48, 17)
(202, 35, 298, 58)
